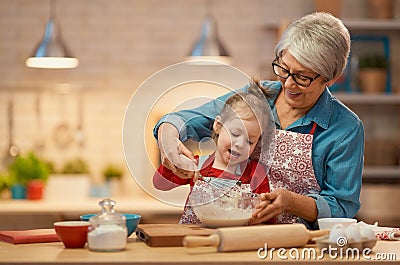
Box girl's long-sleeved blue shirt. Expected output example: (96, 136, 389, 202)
(153, 80, 364, 229)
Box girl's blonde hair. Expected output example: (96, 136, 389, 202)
(213, 80, 271, 139)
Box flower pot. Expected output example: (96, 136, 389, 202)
(11, 184, 26, 199)
(314, 0, 343, 17)
(368, 0, 394, 19)
(26, 179, 45, 200)
(358, 69, 387, 94)
(107, 178, 122, 197)
(0, 189, 11, 199)
(45, 174, 90, 200)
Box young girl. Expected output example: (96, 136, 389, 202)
(153, 82, 272, 224)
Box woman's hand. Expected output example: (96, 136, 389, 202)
(249, 188, 290, 224)
(158, 123, 198, 179)
(248, 188, 318, 225)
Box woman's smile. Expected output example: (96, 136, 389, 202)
(285, 89, 302, 98)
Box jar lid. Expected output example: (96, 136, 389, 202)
(89, 198, 126, 225)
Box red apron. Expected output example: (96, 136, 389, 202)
(268, 123, 321, 223)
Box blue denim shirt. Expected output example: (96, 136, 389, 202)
(153, 80, 364, 229)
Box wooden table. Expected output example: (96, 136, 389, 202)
(0, 236, 398, 264)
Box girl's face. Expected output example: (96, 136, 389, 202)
(277, 51, 331, 111)
(213, 115, 261, 170)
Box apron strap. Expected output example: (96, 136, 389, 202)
(309, 122, 317, 135)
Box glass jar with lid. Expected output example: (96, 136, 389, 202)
(87, 198, 127, 251)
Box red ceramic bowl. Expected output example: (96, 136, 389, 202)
(54, 221, 91, 248)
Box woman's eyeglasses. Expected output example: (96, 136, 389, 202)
(272, 61, 320, 88)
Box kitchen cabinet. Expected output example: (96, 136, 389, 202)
(335, 93, 400, 182)
(336, 19, 400, 182)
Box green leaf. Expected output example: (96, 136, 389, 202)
(358, 54, 389, 69)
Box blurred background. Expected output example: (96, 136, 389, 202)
(0, 0, 399, 228)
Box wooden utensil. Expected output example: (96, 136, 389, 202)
(2, 98, 18, 168)
(135, 224, 215, 247)
(183, 223, 329, 252)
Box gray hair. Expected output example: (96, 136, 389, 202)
(275, 12, 351, 81)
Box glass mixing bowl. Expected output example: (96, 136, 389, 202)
(189, 179, 261, 228)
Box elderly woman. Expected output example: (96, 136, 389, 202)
(153, 12, 364, 229)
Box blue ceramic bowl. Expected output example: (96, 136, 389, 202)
(80, 213, 141, 237)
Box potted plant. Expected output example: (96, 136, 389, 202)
(313, 0, 343, 18)
(61, 158, 90, 174)
(0, 173, 12, 199)
(46, 157, 91, 200)
(8, 152, 49, 200)
(367, 0, 395, 19)
(358, 54, 389, 94)
(103, 164, 123, 182)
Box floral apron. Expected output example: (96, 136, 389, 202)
(268, 122, 321, 224)
(179, 198, 201, 224)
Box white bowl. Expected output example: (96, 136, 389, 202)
(318, 218, 357, 230)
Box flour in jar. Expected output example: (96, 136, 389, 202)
(88, 224, 127, 251)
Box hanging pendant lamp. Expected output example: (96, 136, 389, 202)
(187, 2, 232, 64)
(25, 0, 78, 69)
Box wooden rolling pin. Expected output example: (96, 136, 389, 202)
(183, 224, 329, 252)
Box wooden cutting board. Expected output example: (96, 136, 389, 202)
(135, 224, 215, 247)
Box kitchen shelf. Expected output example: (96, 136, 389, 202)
(363, 166, 400, 179)
(362, 166, 400, 184)
(264, 19, 400, 31)
(344, 19, 400, 30)
(334, 92, 400, 104)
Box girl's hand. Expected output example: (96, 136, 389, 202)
(248, 188, 291, 224)
(158, 123, 197, 179)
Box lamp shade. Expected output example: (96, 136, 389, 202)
(25, 18, 78, 69)
(188, 15, 232, 64)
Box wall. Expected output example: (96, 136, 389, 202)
(0, 0, 399, 198)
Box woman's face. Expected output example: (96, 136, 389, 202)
(213, 116, 261, 169)
(277, 52, 327, 111)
